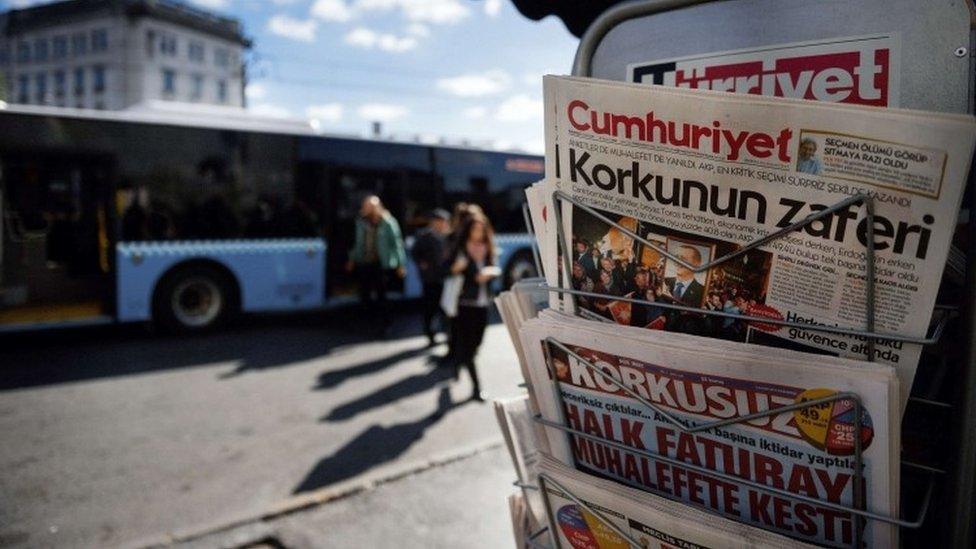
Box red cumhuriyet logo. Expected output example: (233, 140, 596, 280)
(632, 48, 892, 106)
(567, 99, 793, 163)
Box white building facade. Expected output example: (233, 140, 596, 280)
(0, 0, 249, 110)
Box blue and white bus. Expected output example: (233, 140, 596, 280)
(0, 104, 541, 332)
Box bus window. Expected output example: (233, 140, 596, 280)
(433, 148, 542, 233)
(109, 124, 300, 241)
(297, 137, 434, 298)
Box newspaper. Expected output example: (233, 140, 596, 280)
(496, 292, 534, 390)
(496, 285, 552, 458)
(509, 492, 529, 549)
(495, 395, 546, 524)
(520, 311, 899, 547)
(509, 491, 552, 549)
(526, 180, 565, 312)
(542, 75, 976, 411)
(539, 453, 817, 549)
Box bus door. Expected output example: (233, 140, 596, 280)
(0, 152, 114, 328)
(321, 165, 436, 299)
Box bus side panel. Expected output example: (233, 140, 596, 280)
(116, 239, 326, 322)
(403, 237, 423, 299)
(494, 233, 535, 291)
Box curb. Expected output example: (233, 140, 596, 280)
(134, 438, 503, 548)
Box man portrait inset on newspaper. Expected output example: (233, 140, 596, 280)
(796, 136, 823, 175)
(661, 242, 709, 309)
(659, 239, 715, 334)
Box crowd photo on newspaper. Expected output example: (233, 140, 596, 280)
(493, 71, 976, 549)
(568, 212, 774, 339)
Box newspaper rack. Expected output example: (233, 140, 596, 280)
(560, 2, 976, 546)
(524, 526, 550, 549)
(508, 1, 974, 545)
(517, 187, 948, 547)
(532, 337, 936, 549)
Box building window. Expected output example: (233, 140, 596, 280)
(72, 33, 88, 56)
(91, 29, 108, 52)
(34, 39, 48, 63)
(191, 73, 203, 100)
(94, 100, 105, 110)
(188, 41, 204, 63)
(93, 65, 106, 93)
(0, 47, 9, 67)
(74, 66, 85, 96)
(145, 30, 156, 58)
(53, 36, 67, 60)
(54, 69, 66, 97)
(160, 33, 177, 57)
(17, 74, 29, 103)
(17, 42, 30, 64)
(35, 73, 47, 103)
(217, 79, 227, 103)
(214, 48, 229, 68)
(162, 68, 176, 96)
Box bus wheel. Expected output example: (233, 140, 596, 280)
(154, 265, 235, 333)
(503, 250, 538, 288)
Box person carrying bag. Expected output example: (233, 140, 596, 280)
(440, 272, 463, 319)
(442, 211, 500, 402)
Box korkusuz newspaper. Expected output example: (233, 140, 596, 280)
(521, 311, 899, 547)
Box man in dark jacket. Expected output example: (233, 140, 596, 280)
(664, 245, 705, 308)
(411, 209, 451, 346)
(575, 239, 597, 281)
(663, 245, 708, 334)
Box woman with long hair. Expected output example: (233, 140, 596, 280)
(445, 211, 499, 402)
(438, 202, 486, 366)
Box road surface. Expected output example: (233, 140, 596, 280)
(0, 308, 524, 548)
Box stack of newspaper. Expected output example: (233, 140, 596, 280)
(493, 75, 976, 548)
(495, 394, 549, 548)
(495, 282, 552, 547)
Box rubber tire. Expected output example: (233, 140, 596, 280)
(503, 250, 539, 289)
(153, 264, 235, 334)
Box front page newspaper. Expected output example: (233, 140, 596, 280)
(521, 312, 899, 547)
(539, 453, 818, 549)
(543, 76, 976, 411)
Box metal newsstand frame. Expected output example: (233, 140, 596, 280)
(521, 0, 976, 546)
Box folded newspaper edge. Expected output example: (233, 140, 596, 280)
(495, 289, 552, 458)
(494, 394, 546, 526)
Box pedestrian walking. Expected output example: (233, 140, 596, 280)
(411, 208, 451, 347)
(444, 211, 499, 402)
(345, 195, 407, 336)
(438, 202, 486, 366)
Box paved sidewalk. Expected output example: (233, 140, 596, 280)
(175, 445, 519, 549)
(1, 312, 525, 548)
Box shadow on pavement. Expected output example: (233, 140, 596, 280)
(294, 385, 459, 494)
(322, 365, 454, 421)
(313, 343, 439, 390)
(0, 305, 436, 391)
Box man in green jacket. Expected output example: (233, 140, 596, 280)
(346, 195, 407, 333)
